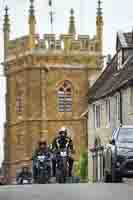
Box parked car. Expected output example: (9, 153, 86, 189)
(103, 126, 133, 182)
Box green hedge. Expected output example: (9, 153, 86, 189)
(79, 149, 88, 181)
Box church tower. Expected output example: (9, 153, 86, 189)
(3, 0, 104, 183)
(96, 0, 103, 54)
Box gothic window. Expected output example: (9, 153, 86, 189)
(16, 90, 23, 115)
(58, 81, 73, 112)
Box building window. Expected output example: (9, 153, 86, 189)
(115, 94, 120, 121)
(58, 81, 72, 112)
(117, 50, 123, 70)
(93, 104, 101, 128)
(106, 99, 111, 124)
(16, 91, 23, 115)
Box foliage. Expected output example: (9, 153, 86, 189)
(79, 149, 88, 181)
(74, 161, 80, 177)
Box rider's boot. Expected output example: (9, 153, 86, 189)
(52, 160, 56, 177)
(69, 158, 74, 177)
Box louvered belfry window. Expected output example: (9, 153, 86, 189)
(58, 81, 72, 112)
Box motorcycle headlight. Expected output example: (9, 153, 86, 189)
(116, 161, 121, 167)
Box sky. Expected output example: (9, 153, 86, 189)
(0, 0, 133, 165)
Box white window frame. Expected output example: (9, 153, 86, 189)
(115, 94, 120, 122)
(106, 99, 111, 125)
(93, 104, 101, 128)
(117, 50, 123, 70)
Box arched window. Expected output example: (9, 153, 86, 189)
(58, 81, 73, 112)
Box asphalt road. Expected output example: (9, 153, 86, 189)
(0, 184, 133, 200)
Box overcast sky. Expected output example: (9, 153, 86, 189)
(0, 0, 133, 166)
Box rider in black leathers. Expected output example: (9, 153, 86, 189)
(16, 165, 32, 184)
(32, 139, 51, 182)
(52, 127, 75, 177)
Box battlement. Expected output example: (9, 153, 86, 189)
(6, 33, 99, 59)
(3, 0, 103, 61)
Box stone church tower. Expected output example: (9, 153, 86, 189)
(3, 0, 103, 183)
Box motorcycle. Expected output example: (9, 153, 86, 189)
(17, 177, 32, 185)
(34, 154, 51, 184)
(55, 149, 70, 183)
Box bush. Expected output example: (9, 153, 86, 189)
(74, 161, 80, 177)
(79, 149, 88, 181)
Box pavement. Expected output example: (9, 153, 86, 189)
(0, 184, 133, 200)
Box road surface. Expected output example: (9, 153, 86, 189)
(0, 184, 133, 200)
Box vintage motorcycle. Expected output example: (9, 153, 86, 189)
(34, 154, 51, 184)
(55, 148, 70, 183)
(17, 176, 32, 185)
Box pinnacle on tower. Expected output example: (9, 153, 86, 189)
(3, 5, 10, 60)
(68, 8, 76, 35)
(3, 6, 10, 32)
(97, 0, 102, 16)
(96, 0, 103, 54)
(28, 0, 36, 49)
(29, 0, 36, 26)
(29, 0, 35, 18)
